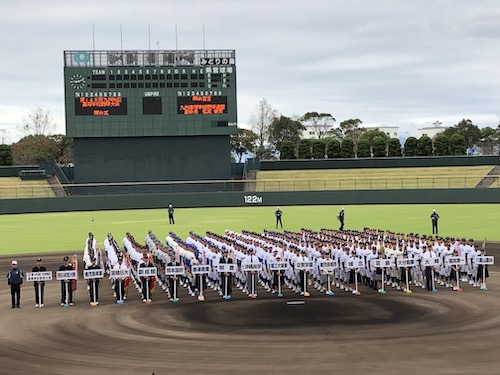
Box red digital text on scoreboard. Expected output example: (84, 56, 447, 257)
(75, 97, 128, 116)
(177, 96, 227, 115)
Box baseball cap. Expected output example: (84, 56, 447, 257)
(63, 256, 69, 261)
(36, 258, 42, 262)
(11, 260, 17, 265)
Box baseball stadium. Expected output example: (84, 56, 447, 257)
(1, 49, 499, 375)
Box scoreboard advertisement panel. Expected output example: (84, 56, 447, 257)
(64, 50, 237, 138)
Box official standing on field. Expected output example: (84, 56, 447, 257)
(59, 256, 73, 306)
(337, 208, 345, 231)
(7, 260, 23, 308)
(168, 203, 175, 225)
(275, 207, 283, 229)
(32, 258, 47, 308)
(430, 209, 439, 235)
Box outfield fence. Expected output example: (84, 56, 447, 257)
(1, 175, 500, 199)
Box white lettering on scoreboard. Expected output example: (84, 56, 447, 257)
(26, 271, 53, 282)
(56, 270, 78, 280)
(296, 261, 314, 271)
(165, 266, 185, 276)
(242, 263, 263, 272)
(371, 259, 392, 268)
(346, 259, 365, 269)
(421, 257, 442, 267)
(137, 267, 157, 277)
(445, 256, 466, 266)
(83, 269, 105, 279)
(218, 264, 237, 273)
(396, 258, 417, 267)
(476, 256, 494, 265)
(269, 262, 289, 271)
(192, 265, 211, 274)
(110, 269, 130, 278)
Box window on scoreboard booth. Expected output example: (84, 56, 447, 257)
(143, 97, 162, 115)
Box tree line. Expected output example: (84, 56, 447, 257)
(230, 98, 500, 161)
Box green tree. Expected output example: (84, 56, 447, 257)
(433, 134, 450, 156)
(387, 138, 402, 157)
(11, 135, 59, 165)
(337, 119, 364, 142)
(372, 136, 387, 157)
(340, 138, 355, 158)
(359, 128, 388, 146)
(356, 138, 371, 157)
(311, 139, 326, 159)
(443, 119, 481, 150)
(478, 126, 498, 155)
(0, 144, 13, 165)
(298, 139, 312, 159)
(230, 129, 258, 163)
(268, 115, 304, 151)
(417, 136, 433, 156)
(49, 134, 74, 164)
(326, 138, 341, 158)
(449, 133, 466, 155)
(300, 112, 336, 139)
(403, 136, 419, 156)
(279, 140, 296, 159)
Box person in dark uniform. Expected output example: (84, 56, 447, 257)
(166, 255, 181, 302)
(139, 253, 154, 303)
(7, 260, 23, 308)
(275, 207, 283, 229)
(219, 249, 233, 299)
(337, 208, 345, 231)
(59, 256, 73, 307)
(168, 204, 175, 225)
(32, 258, 47, 308)
(87, 257, 100, 306)
(430, 209, 439, 235)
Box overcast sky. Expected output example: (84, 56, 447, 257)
(0, 0, 499, 143)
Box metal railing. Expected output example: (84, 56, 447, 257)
(1, 175, 499, 199)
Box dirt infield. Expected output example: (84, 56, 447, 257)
(0, 250, 499, 375)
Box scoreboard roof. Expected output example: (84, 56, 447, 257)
(64, 50, 235, 68)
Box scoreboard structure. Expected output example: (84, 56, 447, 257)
(64, 50, 238, 189)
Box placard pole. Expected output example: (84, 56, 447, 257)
(93, 280, 97, 305)
(431, 269, 437, 292)
(38, 282, 42, 308)
(278, 272, 282, 297)
(224, 274, 228, 298)
(483, 266, 487, 291)
(456, 266, 461, 292)
(381, 268, 386, 294)
(405, 268, 411, 294)
(354, 269, 359, 295)
(65, 282, 69, 306)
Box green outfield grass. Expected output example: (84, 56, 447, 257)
(0, 204, 499, 256)
(256, 166, 495, 191)
(0, 177, 55, 199)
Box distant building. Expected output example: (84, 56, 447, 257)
(364, 126, 400, 139)
(417, 126, 448, 139)
(300, 124, 335, 139)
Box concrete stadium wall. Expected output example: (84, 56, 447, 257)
(0, 165, 40, 177)
(1, 188, 499, 214)
(261, 156, 499, 171)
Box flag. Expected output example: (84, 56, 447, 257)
(482, 239, 486, 251)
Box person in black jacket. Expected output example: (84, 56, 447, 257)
(337, 208, 345, 231)
(275, 207, 283, 229)
(167, 204, 175, 225)
(219, 249, 233, 299)
(59, 256, 74, 306)
(7, 260, 23, 308)
(32, 258, 47, 308)
(139, 253, 154, 303)
(87, 257, 101, 306)
(430, 209, 439, 234)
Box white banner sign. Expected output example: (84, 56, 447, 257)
(84, 269, 105, 279)
(242, 263, 262, 272)
(319, 260, 338, 272)
(56, 270, 78, 280)
(396, 258, 417, 267)
(296, 261, 314, 271)
(109, 269, 130, 279)
(137, 267, 157, 277)
(269, 262, 289, 271)
(346, 259, 365, 269)
(421, 257, 442, 267)
(165, 266, 185, 276)
(371, 259, 392, 268)
(26, 271, 53, 282)
(218, 263, 237, 273)
(192, 265, 211, 274)
(476, 256, 494, 265)
(445, 256, 466, 266)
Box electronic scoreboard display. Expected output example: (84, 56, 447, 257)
(64, 50, 237, 138)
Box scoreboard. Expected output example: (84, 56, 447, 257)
(64, 50, 238, 138)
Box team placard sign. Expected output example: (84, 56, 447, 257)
(346, 259, 365, 269)
(165, 266, 185, 276)
(371, 259, 392, 268)
(319, 260, 338, 273)
(137, 267, 157, 277)
(56, 270, 78, 280)
(295, 261, 314, 271)
(218, 264, 237, 273)
(192, 265, 211, 274)
(421, 257, 442, 267)
(396, 258, 417, 267)
(445, 256, 466, 266)
(109, 269, 130, 279)
(84, 269, 105, 279)
(242, 263, 262, 272)
(475, 256, 494, 265)
(26, 271, 53, 282)
(269, 262, 289, 271)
